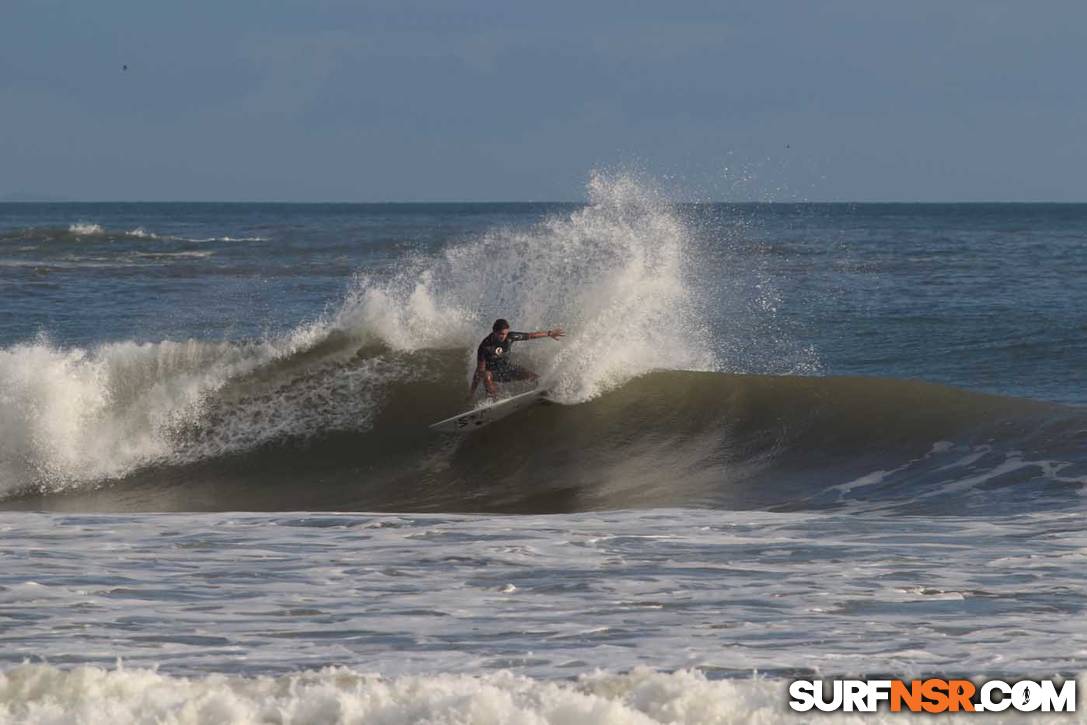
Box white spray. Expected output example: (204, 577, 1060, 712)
(329, 171, 717, 401)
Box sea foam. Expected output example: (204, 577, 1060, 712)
(1, 664, 1079, 725)
(67, 223, 105, 236)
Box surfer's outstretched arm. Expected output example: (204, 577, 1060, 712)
(521, 327, 565, 341)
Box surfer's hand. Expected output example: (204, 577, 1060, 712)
(547, 328, 565, 340)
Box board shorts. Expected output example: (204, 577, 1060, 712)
(490, 363, 534, 383)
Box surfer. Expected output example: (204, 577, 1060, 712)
(469, 318, 564, 400)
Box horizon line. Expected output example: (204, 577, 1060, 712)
(4, 199, 1087, 205)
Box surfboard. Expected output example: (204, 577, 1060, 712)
(429, 389, 548, 433)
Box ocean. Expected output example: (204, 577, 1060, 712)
(0, 174, 1084, 722)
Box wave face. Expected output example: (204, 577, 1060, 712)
(2, 344, 1083, 515)
(1, 179, 1084, 513)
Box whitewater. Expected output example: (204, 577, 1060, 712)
(1, 176, 1085, 722)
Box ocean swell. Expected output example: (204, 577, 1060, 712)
(2, 347, 1083, 516)
(2, 175, 1082, 514)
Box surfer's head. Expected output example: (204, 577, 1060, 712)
(492, 318, 510, 333)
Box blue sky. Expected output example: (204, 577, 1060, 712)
(3, 1, 1085, 201)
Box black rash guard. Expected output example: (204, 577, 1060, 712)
(477, 331, 530, 374)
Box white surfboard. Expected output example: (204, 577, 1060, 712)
(429, 389, 549, 433)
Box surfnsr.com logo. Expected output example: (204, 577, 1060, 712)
(789, 678, 1076, 714)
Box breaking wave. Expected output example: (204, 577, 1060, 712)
(2, 664, 1081, 724)
(2, 339, 1083, 515)
(1, 174, 1082, 514)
